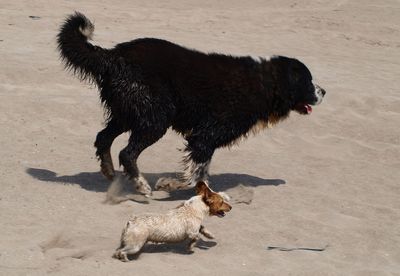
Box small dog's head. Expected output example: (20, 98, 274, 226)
(195, 181, 232, 217)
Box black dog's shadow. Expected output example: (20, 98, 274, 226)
(154, 173, 285, 201)
(26, 168, 285, 201)
(27, 168, 111, 192)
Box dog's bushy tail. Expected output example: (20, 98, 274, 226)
(57, 12, 111, 84)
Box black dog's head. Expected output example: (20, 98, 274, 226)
(272, 56, 326, 115)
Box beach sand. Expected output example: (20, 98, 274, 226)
(1, 0, 399, 275)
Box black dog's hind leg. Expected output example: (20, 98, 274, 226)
(94, 119, 124, 180)
(119, 128, 167, 196)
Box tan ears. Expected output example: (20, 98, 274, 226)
(195, 181, 210, 196)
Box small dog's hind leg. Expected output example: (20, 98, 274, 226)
(113, 226, 147, 262)
(113, 244, 144, 261)
(113, 249, 129, 262)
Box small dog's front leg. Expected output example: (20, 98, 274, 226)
(199, 225, 215, 239)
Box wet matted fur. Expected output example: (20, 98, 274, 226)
(57, 12, 326, 195)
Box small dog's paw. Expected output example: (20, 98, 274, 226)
(202, 231, 215, 240)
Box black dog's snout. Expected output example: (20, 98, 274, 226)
(314, 85, 326, 98)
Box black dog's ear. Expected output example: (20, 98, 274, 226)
(272, 56, 302, 84)
(288, 61, 302, 83)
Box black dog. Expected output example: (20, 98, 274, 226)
(57, 12, 326, 195)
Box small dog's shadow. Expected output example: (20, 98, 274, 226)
(26, 168, 285, 201)
(122, 239, 216, 260)
(143, 239, 217, 255)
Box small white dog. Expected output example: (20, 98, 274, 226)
(113, 181, 232, 261)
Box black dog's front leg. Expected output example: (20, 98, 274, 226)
(154, 137, 214, 191)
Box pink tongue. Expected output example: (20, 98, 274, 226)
(305, 104, 312, 114)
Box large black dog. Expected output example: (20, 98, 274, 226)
(57, 12, 325, 196)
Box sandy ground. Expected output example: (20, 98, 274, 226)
(1, 0, 400, 275)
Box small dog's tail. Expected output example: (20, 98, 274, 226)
(57, 12, 112, 84)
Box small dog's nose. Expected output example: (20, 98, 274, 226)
(321, 88, 326, 96)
